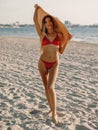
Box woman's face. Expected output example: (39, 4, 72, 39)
(44, 17, 53, 29)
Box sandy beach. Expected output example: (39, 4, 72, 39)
(0, 36, 98, 130)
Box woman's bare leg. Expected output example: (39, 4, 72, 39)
(48, 63, 59, 123)
(38, 60, 52, 112)
(38, 60, 60, 124)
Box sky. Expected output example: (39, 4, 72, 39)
(0, 0, 98, 25)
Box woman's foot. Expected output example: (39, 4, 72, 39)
(52, 114, 59, 124)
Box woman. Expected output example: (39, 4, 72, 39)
(33, 4, 72, 124)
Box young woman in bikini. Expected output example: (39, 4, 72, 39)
(33, 4, 68, 124)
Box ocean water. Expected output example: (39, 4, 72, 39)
(70, 26, 98, 44)
(0, 26, 38, 38)
(0, 25, 98, 44)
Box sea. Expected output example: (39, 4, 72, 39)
(0, 25, 98, 44)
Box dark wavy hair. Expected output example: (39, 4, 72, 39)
(41, 15, 56, 34)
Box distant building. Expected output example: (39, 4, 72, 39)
(13, 21, 20, 26)
(64, 20, 71, 27)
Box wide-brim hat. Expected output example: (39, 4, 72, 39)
(36, 6, 72, 52)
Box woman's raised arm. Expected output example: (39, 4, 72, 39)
(33, 4, 42, 37)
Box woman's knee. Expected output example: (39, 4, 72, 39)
(48, 85, 55, 92)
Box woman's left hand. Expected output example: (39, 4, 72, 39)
(34, 4, 39, 10)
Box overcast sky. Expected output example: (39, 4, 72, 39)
(0, 0, 98, 25)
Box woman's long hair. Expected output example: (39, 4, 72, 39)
(41, 15, 57, 34)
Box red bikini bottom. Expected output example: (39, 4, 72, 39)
(40, 58, 57, 70)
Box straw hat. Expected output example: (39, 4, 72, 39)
(36, 6, 72, 53)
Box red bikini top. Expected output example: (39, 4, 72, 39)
(42, 34, 60, 46)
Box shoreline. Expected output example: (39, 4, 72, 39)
(0, 36, 98, 130)
(0, 36, 98, 45)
